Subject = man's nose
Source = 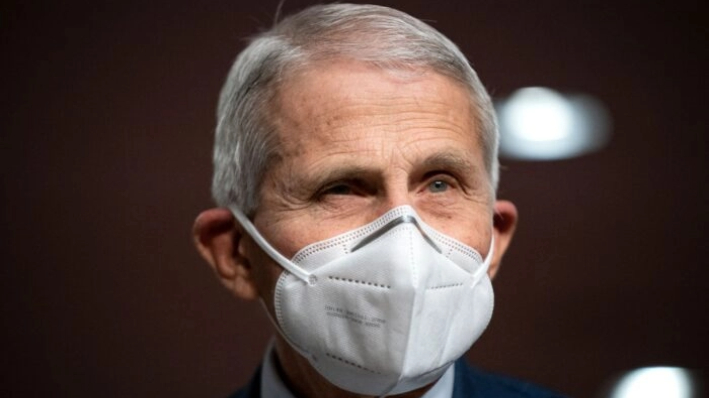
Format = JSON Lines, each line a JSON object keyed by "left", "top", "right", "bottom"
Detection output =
{"left": 372, "top": 183, "right": 415, "bottom": 220}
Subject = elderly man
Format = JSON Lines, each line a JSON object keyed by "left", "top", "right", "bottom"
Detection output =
{"left": 194, "top": 3, "right": 564, "bottom": 398}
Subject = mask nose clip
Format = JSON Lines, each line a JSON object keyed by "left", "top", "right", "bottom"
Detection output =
{"left": 350, "top": 213, "right": 443, "bottom": 253}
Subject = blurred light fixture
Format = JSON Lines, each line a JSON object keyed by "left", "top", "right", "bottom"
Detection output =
{"left": 607, "top": 367, "right": 696, "bottom": 398}
{"left": 496, "top": 87, "right": 611, "bottom": 160}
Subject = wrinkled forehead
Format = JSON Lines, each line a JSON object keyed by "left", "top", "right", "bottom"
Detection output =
{"left": 277, "top": 54, "right": 475, "bottom": 100}
{"left": 262, "top": 59, "right": 487, "bottom": 193}
{"left": 269, "top": 58, "right": 479, "bottom": 145}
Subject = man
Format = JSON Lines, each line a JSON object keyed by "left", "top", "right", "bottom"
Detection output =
{"left": 194, "top": 3, "right": 564, "bottom": 397}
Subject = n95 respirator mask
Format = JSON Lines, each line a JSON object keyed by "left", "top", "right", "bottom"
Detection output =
{"left": 230, "top": 205, "right": 495, "bottom": 396}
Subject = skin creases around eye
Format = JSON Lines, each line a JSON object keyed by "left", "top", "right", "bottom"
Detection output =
{"left": 315, "top": 183, "right": 359, "bottom": 206}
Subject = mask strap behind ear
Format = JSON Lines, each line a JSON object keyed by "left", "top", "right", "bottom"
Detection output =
{"left": 473, "top": 235, "right": 495, "bottom": 281}
{"left": 230, "top": 206, "right": 314, "bottom": 284}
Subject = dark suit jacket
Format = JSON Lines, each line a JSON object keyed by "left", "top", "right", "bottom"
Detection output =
{"left": 228, "top": 358, "right": 567, "bottom": 397}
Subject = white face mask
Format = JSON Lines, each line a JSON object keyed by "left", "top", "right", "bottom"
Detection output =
{"left": 231, "top": 205, "right": 495, "bottom": 396}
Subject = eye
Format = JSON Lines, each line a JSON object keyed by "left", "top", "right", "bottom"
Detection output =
{"left": 428, "top": 179, "right": 449, "bottom": 193}
{"left": 323, "top": 184, "right": 353, "bottom": 196}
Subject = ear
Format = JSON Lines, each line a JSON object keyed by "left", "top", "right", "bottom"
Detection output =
{"left": 488, "top": 200, "right": 518, "bottom": 279}
{"left": 192, "top": 208, "right": 259, "bottom": 300}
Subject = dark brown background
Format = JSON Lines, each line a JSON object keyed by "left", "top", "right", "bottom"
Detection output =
{"left": 2, "top": 1, "right": 706, "bottom": 397}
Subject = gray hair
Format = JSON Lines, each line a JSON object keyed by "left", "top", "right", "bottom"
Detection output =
{"left": 213, "top": 3, "right": 499, "bottom": 215}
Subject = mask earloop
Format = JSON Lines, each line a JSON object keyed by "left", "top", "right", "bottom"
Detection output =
{"left": 230, "top": 206, "right": 315, "bottom": 285}
{"left": 473, "top": 235, "right": 495, "bottom": 282}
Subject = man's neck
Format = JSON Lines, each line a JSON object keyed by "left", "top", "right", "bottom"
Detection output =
{"left": 273, "top": 336, "right": 437, "bottom": 398}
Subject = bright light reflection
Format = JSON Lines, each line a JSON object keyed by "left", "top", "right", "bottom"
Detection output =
{"left": 505, "top": 87, "right": 574, "bottom": 142}
{"left": 496, "top": 86, "right": 611, "bottom": 160}
{"left": 610, "top": 367, "right": 692, "bottom": 398}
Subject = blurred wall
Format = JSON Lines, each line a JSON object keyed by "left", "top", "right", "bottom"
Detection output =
{"left": 2, "top": 1, "right": 706, "bottom": 397}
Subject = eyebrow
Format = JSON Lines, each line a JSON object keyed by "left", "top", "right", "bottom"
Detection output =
{"left": 280, "top": 151, "right": 482, "bottom": 198}
{"left": 419, "top": 152, "right": 477, "bottom": 174}
{"left": 315, "top": 152, "right": 477, "bottom": 184}
{"left": 311, "top": 166, "right": 382, "bottom": 187}
{"left": 282, "top": 164, "right": 381, "bottom": 198}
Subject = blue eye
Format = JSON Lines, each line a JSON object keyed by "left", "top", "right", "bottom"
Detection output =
{"left": 428, "top": 180, "right": 449, "bottom": 193}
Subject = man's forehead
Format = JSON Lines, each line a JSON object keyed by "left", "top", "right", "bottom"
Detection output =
{"left": 278, "top": 58, "right": 471, "bottom": 100}
{"left": 271, "top": 59, "right": 477, "bottom": 142}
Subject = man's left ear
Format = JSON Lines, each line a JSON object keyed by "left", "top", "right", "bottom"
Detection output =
{"left": 488, "top": 200, "right": 518, "bottom": 279}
